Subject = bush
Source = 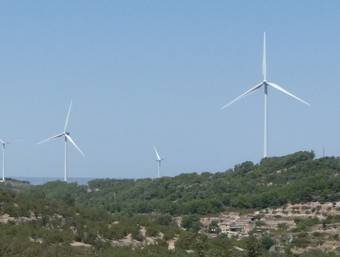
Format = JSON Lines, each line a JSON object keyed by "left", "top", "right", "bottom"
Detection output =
{"left": 181, "top": 215, "right": 201, "bottom": 232}
{"left": 261, "top": 236, "right": 275, "bottom": 250}
{"left": 245, "top": 236, "right": 263, "bottom": 257}
{"left": 156, "top": 214, "right": 172, "bottom": 226}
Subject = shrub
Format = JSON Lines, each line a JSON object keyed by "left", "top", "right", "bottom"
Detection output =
{"left": 181, "top": 215, "right": 202, "bottom": 232}
{"left": 261, "top": 236, "right": 275, "bottom": 250}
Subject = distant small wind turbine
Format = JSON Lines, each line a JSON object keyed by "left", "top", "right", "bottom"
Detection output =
{"left": 153, "top": 146, "right": 165, "bottom": 178}
{"left": 37, "top": 101, "right": 85, "bottom": 182}
{"left": 221, "top": 32, "right": 310, "bottom": 158}
{"left": 0, "top": 139, "right": 22, "bottom": 182}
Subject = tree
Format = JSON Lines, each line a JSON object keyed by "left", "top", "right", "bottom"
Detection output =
{"left": 181, "top": 214, "right": 202, "bottom": 233}
{"left": 208, "top": 220, "right": 220, "bottom": 234}
{"left": 261, "top": 235, "right": 275, "bottom": 250}
{"left": 246, "top": 237, "right": 263, "bottom": 257}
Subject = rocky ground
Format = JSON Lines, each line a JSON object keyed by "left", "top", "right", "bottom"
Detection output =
{"left": 199, "top": 201, "right": 340, "bottom": 254}
{"left": 1, "top": 201, "right": 340, "bottom": 254}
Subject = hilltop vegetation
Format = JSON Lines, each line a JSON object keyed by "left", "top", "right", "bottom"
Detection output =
{"left": 0, "top": 150, "right": 340, "bottom": 256}
{"left": 26, "top": 151, "right": 340, "bottom": 215}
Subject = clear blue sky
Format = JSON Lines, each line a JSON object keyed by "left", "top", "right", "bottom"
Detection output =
{"left": 1, "top": 1, "right": 340, "bottom": 179}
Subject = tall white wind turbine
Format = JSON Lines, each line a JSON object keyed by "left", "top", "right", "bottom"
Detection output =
{"left": 221, "top": 32, "right": 310, "bottom": 158}
{"left": 0, "top": 139, "right": 21, "bottom": 182}
{"left": 153, "top": 146, "right": 165, "bottom": 178}
{"left": 37, "top": 101, "right": 85, "bottom": 182}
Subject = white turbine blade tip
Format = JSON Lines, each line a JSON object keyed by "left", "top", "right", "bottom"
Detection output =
{"left": 153, "top": 146, "right": 161, "bottom": 160}
{"left": 268, "top": 82, "right": 310, "bottom": 106}
{"left": 36, "top": 133, "right": 64, "bottom": 145}
{"left": 262, "top": 32, "right": 267, "bottom": 81}
{"left": 221, "top": 82, "right": 263, "bottom": 110}
{"left": 66, "top": 135, "right": 85, "bottom": 156}
{"left": 64, "top": 101, "right": 73, "bottom": 132}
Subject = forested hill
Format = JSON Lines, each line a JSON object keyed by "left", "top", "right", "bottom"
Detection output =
{"left": 24, "top": 150, "right": 340, "bottom": 215}
{"left": 1, "top": 150, "right": 340, "bottom": 256}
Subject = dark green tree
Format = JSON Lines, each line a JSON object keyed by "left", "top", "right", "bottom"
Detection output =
{"left": 245, "top": 237, "right": 263, "bottom": 257}
{"left": 181, "top": 214, "right": 202, "bottom": 232}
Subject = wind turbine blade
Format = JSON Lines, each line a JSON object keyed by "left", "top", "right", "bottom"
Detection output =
{"left": 263, "top": 32, "right": 267, "bottom": 81}
{"left": 153, "top": 146, "right": 161, "bottom": 160}
{"left": 64, "top": 101, "right": 73, "bottom": 132}
{"left": 65, "top": 134, "right": 85, "bottom": 156}
{"left": 221, "top": 82, "right": 263, "bottom": 110}
{"left": 36, "top": 133, "right": 64, "bottom": 145}
{"left": 0, "top": 139, "right": 4, "bottom": 144}
{"left": 268, "top": 82, "right": 310, "bottom": 106}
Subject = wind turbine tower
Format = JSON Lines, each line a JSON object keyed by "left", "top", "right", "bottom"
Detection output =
{"left": 153, "top": 146, "right": 165, "bottom": 178}
{"left": 221, "top": 32, "right": 310, "bottom": 157}
{"left": 0, "top": 139, "right": 21, "bottom": 182}
{"left": 37, "top": 101, "right": 85, "bottom": 182}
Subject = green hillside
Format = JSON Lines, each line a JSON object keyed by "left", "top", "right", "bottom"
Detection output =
{"left": 27, "top": 151, "right": 340, "bottom": 215}
{"left": 0, "top": 150, "right": 339, "bottom": 257}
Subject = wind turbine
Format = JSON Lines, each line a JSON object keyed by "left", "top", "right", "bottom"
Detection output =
{"left": 153, "top": 146, "right": 165, "bottom": 178}
{"left": 221, "top": 32, "right": 310, "bottom": 158}
{"left": 37, "top": 101, "right": 85, "bottom": 182}
{"left": 0, "top": 139, "right": 21, "bottom": 182}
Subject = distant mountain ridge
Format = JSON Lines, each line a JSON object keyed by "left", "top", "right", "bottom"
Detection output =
{"left": 12, "top": 177, "right": 92, "bottom": 185}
